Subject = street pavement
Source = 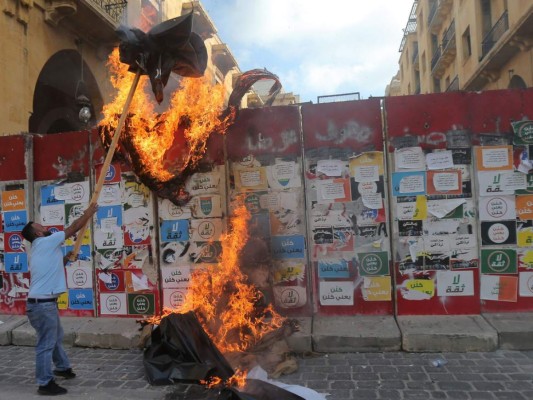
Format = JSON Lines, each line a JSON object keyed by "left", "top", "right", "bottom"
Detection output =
{"left": 1, "top": 345, "right": 533, "bottom": 399}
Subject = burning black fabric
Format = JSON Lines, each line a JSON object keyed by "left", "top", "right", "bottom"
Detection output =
{"left": 116, "top": 12, "right": 207, "bottom": 104}
{"left": 144, "top": 312, "right": 304, "bottom": 400}
{"left": 143, "top": 312, "right": 234, "bottom": 385}
{"left": 99, "top": 69, "right": 281, "bottom": 206}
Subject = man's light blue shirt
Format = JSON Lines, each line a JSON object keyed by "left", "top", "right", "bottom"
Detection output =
{"left": 27, "top": 231, "right": 66, "bottom": 298}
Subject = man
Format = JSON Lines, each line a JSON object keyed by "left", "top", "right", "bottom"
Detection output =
{"left": 21, "top": 203, "right": 98, "bottom": 396}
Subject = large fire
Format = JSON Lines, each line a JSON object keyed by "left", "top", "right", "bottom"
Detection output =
{"left": 100, "top": 48, "right": 232, "bottom": 183}
{"left": 101, "top": 43, "right": 288, "bottom": 389}
{"left": 148, "top": 203, "right": 285, "bottom": 354}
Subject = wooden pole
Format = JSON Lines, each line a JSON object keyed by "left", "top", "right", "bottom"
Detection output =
{"left": 70, "top": 69, "right": 142, "bottom": 261}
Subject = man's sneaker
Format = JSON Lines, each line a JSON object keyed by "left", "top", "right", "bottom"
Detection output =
{"left": 53, "top": 368, "right": 76, "bottom": 379}
{"left": 37, "top": 379, "right": 67, "bottom": 396}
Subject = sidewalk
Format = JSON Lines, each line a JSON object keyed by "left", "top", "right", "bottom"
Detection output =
{"left": 1, "top": 345, "right": 533, "bottom": 399}
{"left": 2, "top": 313, "right": 533, "bottom": 353}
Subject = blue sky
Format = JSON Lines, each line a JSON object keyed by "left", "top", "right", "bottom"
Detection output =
{"left": 200, "top": 0, "right": 415, "bottom": 103}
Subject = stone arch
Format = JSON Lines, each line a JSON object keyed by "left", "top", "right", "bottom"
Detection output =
{"left": 29, "top": 49, "right": 103, "bottom": 133}
{"left": 508, "top": 74, "right": 527, "bottom": 90}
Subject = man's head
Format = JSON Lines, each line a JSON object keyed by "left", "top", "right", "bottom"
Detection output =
{"left": 21, "top": 222, "right": 52, "bottom": 243}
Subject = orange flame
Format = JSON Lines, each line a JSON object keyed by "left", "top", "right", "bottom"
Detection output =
{"left": 146, "top": 203, "right": 285, "bottom": 356}
{"left": 100, "top": 48, "right": 232, "bottom": 182}
{"left": 157, "top": 203, "right": 285, "bottom": 354}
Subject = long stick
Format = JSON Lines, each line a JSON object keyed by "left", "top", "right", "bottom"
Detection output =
{"left": 70, "top": 69, "right": 142, "bottom": 261}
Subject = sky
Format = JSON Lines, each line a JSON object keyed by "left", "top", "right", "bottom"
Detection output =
{"left": 200, "top": 0, "right": 415, "bottom": 103}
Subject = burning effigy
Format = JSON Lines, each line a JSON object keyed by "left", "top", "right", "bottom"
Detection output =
{"left": 91, "top": 12, "right": 324, "bottom": 400}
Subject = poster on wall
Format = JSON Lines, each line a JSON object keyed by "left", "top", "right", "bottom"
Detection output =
{"left": 0, "top": 183, "right": 30, "bottom": 314}
{"left": 226, "top": 106, "right": 310, "bottom": 316}
{"left": 302, "top": 99, "right": 393, "bottom": 316}
{"left": 95, "top": 165, "right": 159, "bottom": 317}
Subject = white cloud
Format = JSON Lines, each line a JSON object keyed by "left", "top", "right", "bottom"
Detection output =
{"left": 201, "top": 0, "right": 415, "bottom": 102}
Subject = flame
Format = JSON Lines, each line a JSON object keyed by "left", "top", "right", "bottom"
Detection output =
{"left": 100, "top": 48, "right": 232, "bottom": 182}
{"left": 201, "top": 369, "right": 247, "bottom": 389}
{"left": 146, "top": 203, "right": 285, "bottom": 356}
{"left": 150, "top": 203, "right": 285, "bottom": 354}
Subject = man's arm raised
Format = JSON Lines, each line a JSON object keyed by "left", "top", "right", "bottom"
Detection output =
{"left": 64, "top": 203, "right": 98, "bottom": 239}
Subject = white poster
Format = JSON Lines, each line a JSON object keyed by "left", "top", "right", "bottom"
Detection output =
{"left": 161, "top": 266, "right": 191, "bottom": 289}
{"left": 436, "top": 270, "right": 474, "bottom": 296}
{"left": 395, "top": 147, "right": 425, "bottom": 170}
{"left": 319, "top": 281, "right": 354, "bottom": 306}
{"left": 479, "top": 196, "right": 517, "bottom": 221}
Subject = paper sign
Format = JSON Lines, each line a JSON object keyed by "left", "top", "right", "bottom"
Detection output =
{"left": 424, "top": 236, "right": 451, "bottom": 252}
{"left": 161, "top": 266, "right": 191, "bottom": 288}
{"left": 97, "top": 205, "right": 123, "bottom": 228}
{"left": 362, "top": 193, "right": 383, "bottom": 209}
{"left": 40, "top": 185, "right": 64, "bottom": 206}
{"left": 316, "top": 178, "right": 351, "bottom": 203}
{"left": 235, "top": 167, "right": 267, "bottom": 190}
{"left": 159, "top": 198, "right": 192, "bottom": 220}
{"left": 427, "top": 199, "right": 465, "bottom": 219}
{"left": 481, "top": 249, "right": 517, "bottom": 274}
{"left": 100, "top": 293, "right": 127, "bottom": 315}
{"left": 316, "top": 159, "right": 345, "bottom": 177}
{"left": 186, "top": 168, "right": 222, "bottom": 195}
{"left": 395, "top": 147, "right": 425, "bottom": 170}
{"left": 192, "top": 195, "right": 222, "bottom": 218}
{"left": 480, "top": 221, "right": 516, "bottom": 246}
{"left": 426, "top": 150, "right": 454, "bottom": 170}
{"left": 319, "top": 281, "right": 354, "bottom": 306}
{"left": 392, "top": 171, "right": 426, "bottom": 196}
{"left": 358, "top": 252, "right": 389, "bottom": 276}
{"left": 273, "top": 286, "right": 307, "bottom": 308}
{"left": 3, "top": 210, "right": 27, "bottom": 232}
{"left": 271, "top": 235, "right": 305, "bottom": 259}
{"left": 66, "top": 266, "right": 93, "bottom": 289}
{"left": 436, "top": 270, "right": 474, "bottom": 296}
{"left": 2, "top": 189, "right": 26, "bottom": 211}
{"left": 479, "top": 196, "right": 516, "bottom": 221}
{"left": 519, "top": 271, "right": 533, "bottom": 297}
{"left": 160, "top": 220, "right": 190, "bottom": 242}
{"left": 353, "top": 165, "right": 379, "bottom": 182}
{"left": 427, "top": 170, "right": 461, "bottom": 195}
{"left": 475, "top": 146, "right": 513, "bottom": 171}
{"left": 190, "top": 218, "right": 223, "bottom": 242}
{"left": 272, "top": 261, "right": 306, "bottom": 284}
{"left": 98, "top": 184, "right": 122, "bottom": 206}
{"left": 163, "top": 288, "right": 188, "bottom": 309}
{"left": 318, "top": 259, "right": 350, "bottom": 278}
{"left": 267, "top": 161, "right": 301, "bottom": 189}
{"left": 516, "top": 195, "right": 533, "bottom": 220}
{"left": 396, "top": 196, "right": 427, "bottom": 220}
{"left": 40, "top": 204, "right": 65, "bottom": 226}
{"left": 94, "top": 226, "right": 124, "bottom": 249}
{"left": 400, "top": 279, "right": 434, "bottom": 300}
{"left": 362, "top": 277, "right": 392, "bottom": 301}
{"left": 480, "top": 275, "right": 517, "bottom": 302}
{"left": 452, "top": 234, "right": 476, "bottom": 250}
{"left": 477, "top": 171, "right": 516, "bottom": 196}
{"left": 68, "top": 289, "right": 94, "bottom": 310}
{"left": 349, "top": 151, "right": 384, "bottom": 176}
{"left": 517, "top": 224, "right": 533, "bottom": 248}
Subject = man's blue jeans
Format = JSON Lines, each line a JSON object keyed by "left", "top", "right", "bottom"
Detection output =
{"left": 26, "top": 301, "right": 71, "bottom": 385}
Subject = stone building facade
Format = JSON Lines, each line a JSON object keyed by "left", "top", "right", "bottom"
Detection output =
{"left": 388, "top": 0, "right": 533, "bottom": 96}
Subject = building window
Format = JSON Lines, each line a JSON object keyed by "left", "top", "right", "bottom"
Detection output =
{"left": 433, "top": 77, "right": 441, "bottom": 93}
{"left": 462, "top": 27, "right": 472, "bottom": 60}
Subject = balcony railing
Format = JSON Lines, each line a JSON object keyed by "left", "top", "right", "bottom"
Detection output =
{"left": 441, "top": 19, "right": 455, "bottom": 52}
{"left": 446, "top": 75, "right": 459, "bottom": 92}
{"left": 430, "top": 46, "right": 442, "bottom": 71}
{"left": 412, "top": 44, "right": 419, "bottom": 64}
{"left": 427, "top": 0, "right": 438, "bottom": 27}
{"left": 481, "top": 10, "right": 509, "bottom": 59}
{"left": 88, "top": 0, "right": 127, "bottom": 23}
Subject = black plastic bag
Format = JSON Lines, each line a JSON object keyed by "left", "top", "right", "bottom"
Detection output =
{"left": 143, "top": 311, "right": 234, "bottom": 385}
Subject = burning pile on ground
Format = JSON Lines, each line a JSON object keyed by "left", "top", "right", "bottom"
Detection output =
{"left": 140, "top": 203, "right": 299, "bottom": 392}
